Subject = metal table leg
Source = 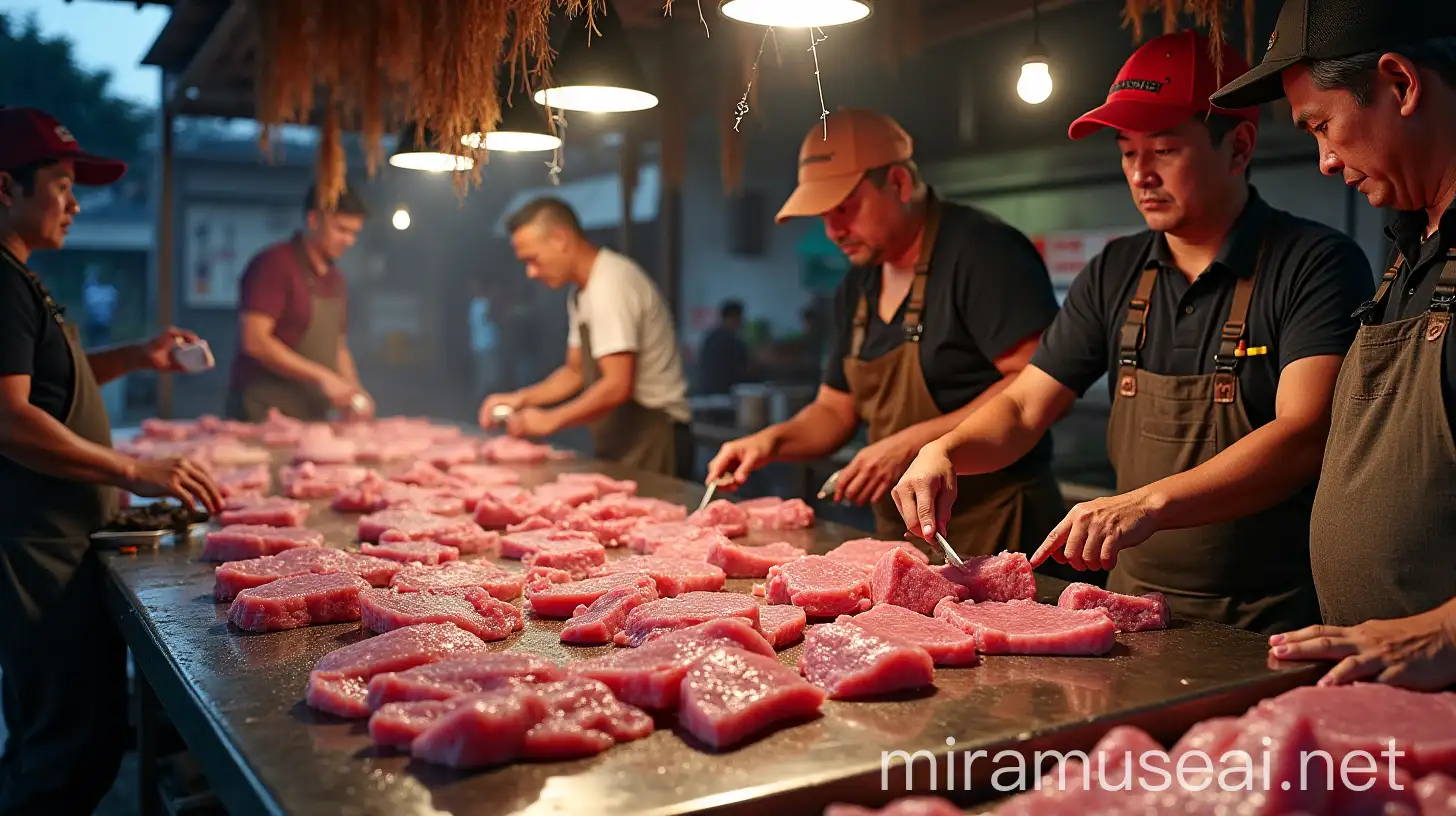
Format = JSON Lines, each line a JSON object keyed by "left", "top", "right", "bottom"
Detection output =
{"left": 137, "top": 669, "right": 162, "bottom": 816}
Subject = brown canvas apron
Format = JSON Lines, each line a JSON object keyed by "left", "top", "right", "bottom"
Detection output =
{"left": 843, "top": 200, "right": 1065, "bottom": 558}
{"left": 1104, "top": 233, "right": 1321, "bottom": 636}
{"left": 1309, "top": 251, "right": 1456, "bottom": 626}
{"left": 0, "top": 259, "right": 128, "bottom": 813}
{"left": 576, "top": 317, "right": 686, "bottom": 478}
{"left": 227, "top": 242, "right": 346, "bottom": 422}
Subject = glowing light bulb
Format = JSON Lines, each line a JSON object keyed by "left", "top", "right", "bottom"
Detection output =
{"left": 1018, "top": 59, "right": 1053, "bottom": 105}
{"left": 392, "top": 208, "right": 410, "bottom": 230}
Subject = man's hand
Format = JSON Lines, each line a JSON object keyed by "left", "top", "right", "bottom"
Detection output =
{"left": 891, "top": 443, "right": 958, "bottom": 540}
{"left": 706, "top": 430, "right": 780, "bottom": 487}
{"left": 1030, "top": 489, "right": 1164, "bottom": 572}
{"left": 479, "top": 392, "right": 526, "bottom": 428}
{"left": 141, "top": 327, "right": 203, "bottom": 372}
{"left": 1270, "top": 607, "right": 1456, "bottom": 691}
{"left": 506, "top": 407, "right": 559, "bottom": 439}
{"left": 317, "top": 372, "right": 361, "bottom": 410}
{"left": 835, "top": 431, "right": 922, "bottom": 506}
{"left": 124, "top": 457, "right": 224, "bottom": 514}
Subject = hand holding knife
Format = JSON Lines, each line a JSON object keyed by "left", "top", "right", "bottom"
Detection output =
{"left": 696, "top": 474, "right": 735, "bottom": 513}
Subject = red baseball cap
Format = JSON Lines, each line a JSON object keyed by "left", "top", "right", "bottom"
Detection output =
{"left": 1069, "top": 31, "right": 1260, "bottom": 140}
{"left": 0, "top": 107, "right": 127, "bottom": 186}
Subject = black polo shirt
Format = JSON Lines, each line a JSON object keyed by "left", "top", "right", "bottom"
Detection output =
{"left": 1031, "top": 190, "right": 1373, "bottom": 429}
{"left": 824, "top": 197, "right": 1061, "bottom": 470}
{"left": 1383, "top": 203, "right": 1456, "bottom": 427}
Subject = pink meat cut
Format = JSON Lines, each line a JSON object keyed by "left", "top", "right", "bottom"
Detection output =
{"left": 213, "top": 547, "right": 401, "bottom": 601}
{"left": 678, "top": 648, "right": 826, "bottom": 749}
{"left": 390, "top": 561, "right": 525, "bottom": 602}
{"left": 421, "top": 442, "right": 479, "bottom": 469}
{"left": 707, "top": 540, "right": 804, "bottom": 578}
{"left": 561, "top": 581, "right": 659, "bottom": 645}
{"left": 839, "top": 603, "right": 979, "bottom": 667}
{"left": 217, "top": 496, "right": 310, "bottom": 527}
{"left": 798, "top": 622, "right": 935, "bottom": 699}
{"left": 870, "top": 547, "right": 971, "bottom": 615}
{"left": 366, "top": 651, "right": 564, "bottom": 710}
{"left": 628, "top": 522, "right": 725, "bottom": 554}
{"left": 825, "top": 539, "right": 928, "bottom": 573}
{"left": 758, "top": 605, "right": 807, "bottom": 648}
{"left": 764, "top": 556, "right": 873, "bottom": 617}
{"left": 360, "top": 539, "right": 459, "bottom": 565}
{"left": 614, "top": 591, "right": 761, "bottom": 647}
{"left": 532, "top": 481, "right": 600, "bottom": 509}
{"left": 554, "top": 472, "right": 637, "bottom": 496}
{"left": 688, "top": 500, "right": 749, "bottom": 537}
{"left": 211, "top": 464, "right": 270, "bottom": 497}
{"left": 447, "top": 463, "right": 520, "bottom": 486}
{"left": 478, "top": 436, "right": 571, "bottom": 464}
{"left": 1057, "top": 582, "right": 1169, "bottom": 632}
{"left": 227, "top": 572, "right": 372, "bottom": 632}
{"left": 738, "top": 497, "right": 815, "bottom": 530}
{"left": 519, "top": 540, "right": 607, "bottom": 580}
{"left": 567, "top": 618, "right": 775, "bottom": 709}
{"left": 279, "top": 462, "right": 372, "bottom": 499}
{"left": 933, "top": 598, "right": 1116, "bottom": 656}
{"left": 386, "top": 460, "right": 454, "bottom": 487}
{"left": 824, "top": 797, "right": 963, "bottom": 816}
{"left": 505, "top": 516, "right": 556, "bottom": 535}
{"left": 201, "top": 525, "right": 324, "bottom": 562}
{"left": 292, "top": 436, "right": 358, "bottom": 465}
{"left": 941, "top": 551, "right": 1037, "bottom": 603}
{"left": 593, "top": 556, "right": 727, "bottom": 597}
{"left": 306, "top": 622, "right": 486, "bottom": 718}
{"left": 644, "top": 538, "right": 717, "bottom": 561}
{"left": 360, "top": 587, "right": 523, "bottom": 641}
{"left": 499, "top": 529, "right": 601, "bottom": 560}
{"left": 526, "top": 573, "right": 659, "bottom": 619}
{"left": 356, "top": 508, "right": 476, "bottom": 544}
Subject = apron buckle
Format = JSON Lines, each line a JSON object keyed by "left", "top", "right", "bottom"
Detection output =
{"left": 1352, "top": 299, "right": 1381, "bottom": 324}
{"left": 1428, "top": 313, "right": 1449, "bottom": 342}
{"left": 1431, "top": 291, "right": 1456, "bottom": 313}
{"left": 903, "top": 324, "right": 924, "bottom": 343}
{"left": 1213, "top": 373, "right": 1237, "bottom": 404}
{"left": 1213, "top": 353, "right": 1239, "bottom": 374}
{"left": 1117, "top": 373, "right": 1138, "bottom": 397}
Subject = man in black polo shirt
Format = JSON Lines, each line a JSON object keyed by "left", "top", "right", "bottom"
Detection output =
{"left": 892, "top": 33, "right": 1374, "bottom": 635}
{"left": 0, "top": 108, "right": 222, "bottom": 814}
{"left": 708, "top": 108, "right": 1065, "bottom": 560}
{"left": 1211, "top": 0, "right": 1456, "bottom": 688}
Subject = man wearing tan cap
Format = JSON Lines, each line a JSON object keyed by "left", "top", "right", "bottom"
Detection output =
{"left": 707, "top": 108, "right": 1066, "bottom": 562}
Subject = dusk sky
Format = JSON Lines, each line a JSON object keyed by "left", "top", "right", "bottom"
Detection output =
{"left": 8, "top": 0, "right": 170, "bottom": 106}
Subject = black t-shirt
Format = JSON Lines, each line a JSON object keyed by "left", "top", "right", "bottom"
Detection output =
{"left": 1031, "top": 190, "right": 1374, "bottom": 429}
{"left": 696, "top": 326, "right": 749, "bottom": 395}
{"left": 0, "top": 251, "right": 73, "bottom": 420}
{"left": 824, "top": 198, "right": 1061, "bottom": 470}
{"left": 1382, "top": 203, "right": 1456, "bottom": 431}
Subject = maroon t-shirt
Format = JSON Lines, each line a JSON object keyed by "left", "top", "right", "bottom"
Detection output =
{"left": 228, "top": 235, "right": 349, "bottom": 392}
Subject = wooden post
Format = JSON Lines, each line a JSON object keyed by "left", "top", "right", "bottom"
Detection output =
{"left": 657, "top": 24, "right": 687, "bottom": 326}
{"left": 619, "top": 123, "right": 640, "bottom": 256}
{"left": 155, "top": 76, "right": 177, "bottom": 419}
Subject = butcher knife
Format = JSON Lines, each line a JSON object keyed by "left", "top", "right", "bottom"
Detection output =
{"left": 935, "top": 531, "right": 966, "bottom": 570}
{"left": 696, "top": 474, "right": 733, "bottom": 513}
{"left": 817, "top": 469, "right": 843, "bottom": 501}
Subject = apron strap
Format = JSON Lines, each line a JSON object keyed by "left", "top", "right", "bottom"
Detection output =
{"left": 902, "top": 196, "right": 943, "bottom": 344}
{"left": 1, "top": 249, "right": 65, "bottom": 327}
{"left": 1353, "top": 253, "right": 1403, "bottom": 325}
{"left": 1424, "top": 250, "right": 1456, "bottom": 340}
{"left": 1213, "top": 272, "right": 1257, "bottom": 404}
{"left": 849, "top": 290, "right": 870, "bottom": 358}
{"left": 1115, "top": 265, "right": 1159, "bottom": 398}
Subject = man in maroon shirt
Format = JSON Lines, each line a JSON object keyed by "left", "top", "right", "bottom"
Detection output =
{"left": 225, "top": 186, "right": 374, "bottom": 421}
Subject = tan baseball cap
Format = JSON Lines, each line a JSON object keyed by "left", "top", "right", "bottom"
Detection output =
{"left": 775, "top": 108, "right": 914, "bottom": 224}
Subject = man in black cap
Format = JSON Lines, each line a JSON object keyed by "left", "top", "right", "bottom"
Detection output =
{"left": 1212, "top": 0, "right": 1456, "bottom": 689}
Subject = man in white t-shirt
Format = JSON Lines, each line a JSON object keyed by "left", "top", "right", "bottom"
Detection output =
{"left": 480, "top": 197, "right": 692, "bottom": 477}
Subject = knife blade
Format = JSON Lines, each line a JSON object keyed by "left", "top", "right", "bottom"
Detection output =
{"left": 817, "top": 469, "right": 843, "bottom": 501}
{"left": 934, "top": 532, "right": 966, "bottom": 570}
{"left": 696, "top": 475, "right": 733, "bottom": 513}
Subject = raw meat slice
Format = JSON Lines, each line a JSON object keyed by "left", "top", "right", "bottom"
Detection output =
{"left": 591, "top": 493, "right": 687, "bottom": 522}
{"left": 505, "top": 516, "right": 556, "bottom": 534}
{"left": 594, "top": 556, "right": 727, "bottom": 597}
{"left": 532, "top": 481, "right": 599, "bottom": 509}
{"left": 360, "top": 539, "right": 460, "bottom": 565}
{"left": 478, "top": 436, "right": 570, "bottom": 464}
{"left": 306, "top": 622, "right": 487, "bottom": 718}
{"left": 838, "top": 603, "right": 979, "bottom": 667}
{"left": 758, "top": 605, "right": 807, "bottom": 648}
{"left": 679, "top": 648, "right": 826, "bottom": 749}
{"left": 567, "top": 618, "right": 775, "bottom": 709}
{"left": 421, "top": 442, "right": 479, "bottom": 469}
{"left": 388, "top": 460, "right": 455, "bottom": 487}
{"left": 561, "top": 581, "right": 660, "bottom": 646}
{"left": 474, "top": 486, "right": 549, "bottom": 529}
{"left": 870, "top": 547, "right": 971, "bottom": 615}
{"left": 330, "top": 481, "right": 389, "bottom": 513}
{"left": 360, "top": 588, "right": 523, "bottom": 641}
{"left": 211, "top": 464, "right": 271, "bottom": 497}
{"left": 200, "top": 525, "right": 324, "bottom": 562}
{"left": 941, "top": 551, "right": 1037, "bottom": 603}
{"left": 1417, "top": 774, "right": 1456, "bottom": 815}
{"left": 521, "top": 677, "right": 655, "bottom": 760}
{"left": 384, "top": 487, "right": 468, "bottom": 518}
{"left": 990, "top": 725, "right": 1173, "bottom": 815}
{"left": 212, "top": 548, "right": 400, "bottom": 601}
{"left": 447, "top": 463, "right": 520, "bottom": 486}
{"left": 1057, "top": 582, "right": 1170, "bottom": 632}
{"left": 369, "top": 699, "right": 457, "bottom": 750}
{"left": 366, "top": 651, "right": 564, "bottom": 709}
{"left": 526, "top": 573, "right": 659, "bottom": 619}
{"left": 1250, "top": 684, "right": 1456, "bottom": 778}
{"left": 556, "top": 513, "right": 648, "bottom": 548}
{"left": 227, "top": 572, "right": 372, "bottom": 632}
{"left": 555, "top": 472, "right": 637, "bottom": 495}
{"left": 615, "top": 592, "right": 762, "bottom": 647}
{"left": 824, "top": 797, "right": 963, "bottom": 816}
{"left": 406, "top": 526, "right": 499, "bottom": 556}
{"left": 519, "top": 539, "right": 607, "bottom": 580}
{"left": 391, "top": 561, "right": 525, "bottom": 602}
{"left": 357, "top": 508, "right": 480, "bottom": 544}
{"left": 798, "top": 622, "right": 935, "bottom": 699}
{"left": 278, "top": 462, "right": 372, "bottom": 499}
{"left": 933, "top": 598, "right": 1116, "bottom": 656}
{"left": 140, "top": 418, "right": 194, "bottom": 441}
{"left": 825, "top": 539, "right": 928, "bottom": 573}
{"left": 217, "top": 496, "right": 310, "bottom": 527}
{"left": 292, "top": 437, "right": 358, "bottom": 465}
{"left": 1170, "top": 716, "right": 1242, "bottom": 761}
{"left": 524, "top": 566, "right": 573, "bottom": 586}
{"left": 500, "top": 529, "right": 601, "bottom": 559}
{"left": 204, "top": 440, "right": 273, "bottom": 467}
{"left": 707, "top": 540, "right": 804, "bottom": 578}
{"left": 354, "top": 438, "right": 432, "bottom": 465}
{"left": 410, "top": 686, "right": 548, "bottom": 768}
{"left": 647, "top": 538, "right": 718, "bottom": 562}
{"left": 764, "top": 556, "right": 873, "bottom": 618}
{"left": 688, "top": 500, "right": 749, "bottom": 537}
{"left": 738, "top": 497, "right": 815, "bottom": 530}
{"left": 627, "top": 521, "right": 726, "bottom": 554}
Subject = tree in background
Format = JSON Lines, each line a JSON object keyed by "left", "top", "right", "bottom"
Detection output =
{"left": 0, "top": 10, "right": 150, "bottom": 162}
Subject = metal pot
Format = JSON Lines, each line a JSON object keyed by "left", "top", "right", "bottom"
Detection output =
{"left": 766, "top": 383, "right": 816, "bottom": 425}
{"left": 732, "top": 384, "right": 770, "bottom": 431}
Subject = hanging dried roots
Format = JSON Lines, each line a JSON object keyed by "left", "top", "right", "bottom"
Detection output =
{"left": 1121, "top": 0, "right": 1258, "bottom": 80}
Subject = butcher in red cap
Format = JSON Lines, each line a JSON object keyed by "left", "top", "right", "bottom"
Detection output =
{"left": 893, "top": 32, "right": 1376, "bottom": 637}
{"left": 0, "top": 107, "right": 220, "bottom": 814}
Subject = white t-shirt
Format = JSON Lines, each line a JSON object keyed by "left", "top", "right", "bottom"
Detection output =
{"left": 567, "top": 248, "right": 690, "bottom": 423}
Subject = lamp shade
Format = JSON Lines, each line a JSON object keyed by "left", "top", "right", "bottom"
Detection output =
{"left": 719, "top": 0, "right": 872, "bottom": 27}
{"left": 533, "top": 4, "right": 657, "bottom": 113}
{"left": 389, "top": 122, "right": 475, "bottom": 172}
{"left": 462, "top": 100, "right": 562, "bottom": 153}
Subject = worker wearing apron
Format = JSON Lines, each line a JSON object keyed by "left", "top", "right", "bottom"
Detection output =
{"left": 1212, "top": 0, "right": 1456, "bottom": 685}
{"left": 894, "top": 33, "right": 1375, "bottom": 635}
{"left": 0, "top": 108, "right": 222, "bottom": 813}
{"left": 482, "top": 197, "right": 692, "bottom": 478}
{"left": 708, "top": 109, "right": 1066, "bottom": 561}
{"left": 225, "top": 186, "right": 372, "bottom": 423}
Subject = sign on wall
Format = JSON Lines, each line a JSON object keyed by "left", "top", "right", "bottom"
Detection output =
{"left": 182, "top": 203, "right": 299, "bottom": 308}
{"left": 1032, "top": 228, "right": 1141, "bottom": 287}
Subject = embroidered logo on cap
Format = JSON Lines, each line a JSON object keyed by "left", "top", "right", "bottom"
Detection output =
{"left": 800, "top": 153, "right": 836, "bottom": 166}
{"left": 1111, "top": 79, "right": 1164, "bottom": 94}
{"left": 54, "top": 125, "right": 75, "bottom": 143}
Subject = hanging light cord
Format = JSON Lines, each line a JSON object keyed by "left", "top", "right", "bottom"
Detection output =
{"left": 809, "top": 27, "right": 831, "bottom": 139}
{"left": 546, "top": 108, "right": 569, "bottom": 184}
{"left": 734, "top": 26, "right": 775, "bottom": 132}
{"left": 1032, "top": 0, "right": 1042, "bottom": 50}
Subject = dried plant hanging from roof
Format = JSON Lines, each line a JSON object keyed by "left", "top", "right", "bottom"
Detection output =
{"left": 1121, "top": 0, "right": 1260, "bottom": 79}
{"left": 253, "top": 0, "right": 603, "bottom": 207}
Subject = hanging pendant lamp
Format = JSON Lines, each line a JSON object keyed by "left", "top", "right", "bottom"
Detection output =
{"left": 389, "top": 122, "right": 475, "bottom": 172}
{"left": 461, "top": 99, "right": 562, "bottom": 153}
{"left": 533, "top": 4, "right": 657, "bottom": 113}
{"left": 719, "top": 0, "right": 872, "bottom": 28}
{"left": 1016, "top": 0, "right": 1053, "bottom": 105}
